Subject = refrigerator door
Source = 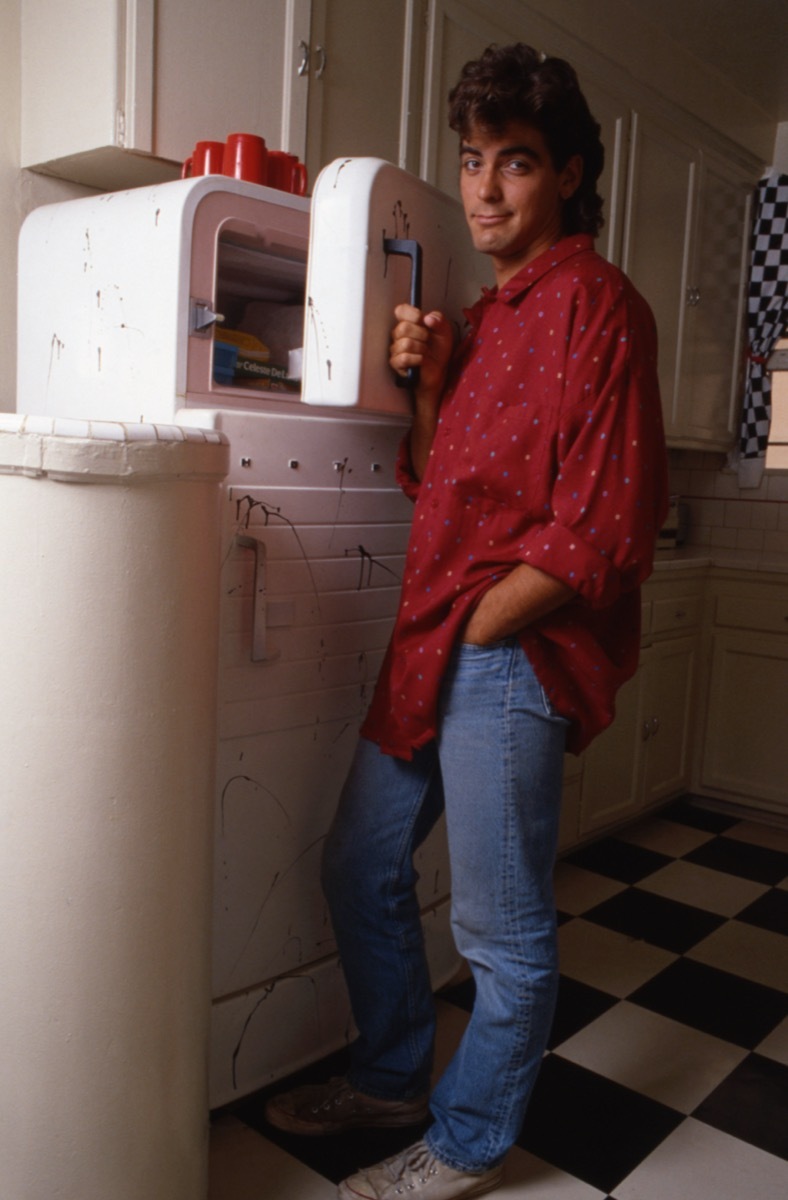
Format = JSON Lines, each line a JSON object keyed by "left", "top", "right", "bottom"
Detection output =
{"left": 302, "top": 157, "right": 489, "bottom": 412}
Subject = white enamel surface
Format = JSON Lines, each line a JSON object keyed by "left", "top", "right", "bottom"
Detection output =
{"left": 16, "top": 175, "right": 308, "bottom": 424}
{"left": 0, "top": 426, "right": 227, "bottom": 1200}
{"left": 303, "top": 157, "right": 489, "bottom": 410}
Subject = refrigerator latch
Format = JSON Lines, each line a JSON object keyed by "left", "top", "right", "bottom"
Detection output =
{"left": 191, "top": 299, "right": 224, "bottom": 337}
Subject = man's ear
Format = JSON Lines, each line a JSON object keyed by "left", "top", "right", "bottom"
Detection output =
{"left": 560, "top": 155, "right": 583, "bottom": 200}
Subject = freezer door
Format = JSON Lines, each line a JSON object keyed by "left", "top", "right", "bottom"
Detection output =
{"left": 302, "top": 157, "right": 489, "bottom": 412}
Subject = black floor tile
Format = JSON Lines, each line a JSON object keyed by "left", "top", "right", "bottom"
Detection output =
{"left": 563, "top": 838, "right": 672, "bottom": 884}
{"left": 548, "top": 976, "right": 618, "bottom": 1049}
{"left": 683, "top": 836, "right": 788, "bottom": 886}
{"left": 693, "top": 1053, "right": 788, "bottom": 1161}
{"left": 736, "top": 886, "right": 788, "bottom": 935}
{"left": 660, "top": 796, "right": 740, "bottom": 834}
{"left": 516, "top": 1054, "right": 682, "bottom": 1194}
{"left": 583, "top": 887, "right": 726, "bottom": 954}
{"left": 630, "top": 958, "right": 788, "bottom": 1048}
{"left": 229, "top": 1054, "right": 428, "bottom": 1185}
{"left": 245, "top": 1114, "right": 427, "bottom": 1185}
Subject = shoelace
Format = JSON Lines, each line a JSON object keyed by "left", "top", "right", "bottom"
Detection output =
{"left": 313, "top": 1077, "right": 356, "bottom": 1113}
{"left": 383, "top": 1143, "right": 440, "bottom": 1193}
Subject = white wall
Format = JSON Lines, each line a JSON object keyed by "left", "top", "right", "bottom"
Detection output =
{"left": 0, "top": 0, "right": 21, "bottom": 412}
{"left": 0, "top": 0, "right": 94, "bottom": 414}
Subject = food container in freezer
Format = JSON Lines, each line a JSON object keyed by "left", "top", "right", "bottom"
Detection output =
{"left": 17, "top": 161, "right": 487, "bottom": 424}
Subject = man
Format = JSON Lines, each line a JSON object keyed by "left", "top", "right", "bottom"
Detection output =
{"left": 266, "top": 43, "right": 668, "bottom": 1200}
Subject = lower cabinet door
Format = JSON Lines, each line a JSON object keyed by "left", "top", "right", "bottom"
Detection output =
{"left": 702, "top": 631, "right": 788, "bottom": 812}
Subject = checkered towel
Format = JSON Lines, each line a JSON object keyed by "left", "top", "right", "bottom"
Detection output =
{"left": 739, "top": 170, "right": 788, "bottom": 487}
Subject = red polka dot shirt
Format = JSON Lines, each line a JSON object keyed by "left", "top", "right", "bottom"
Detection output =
{"left": 362, "top": 235, "right": 669, "bottom": 758}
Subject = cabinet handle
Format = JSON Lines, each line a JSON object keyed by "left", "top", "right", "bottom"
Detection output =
{"left": 297, "top": 39, "right": 310, "bottom": 77}
{"left": 642, "top": 715, "right": 660, "bottom": 741}
{"left": 314, "top": 44, "right": 327, "bottom": 78}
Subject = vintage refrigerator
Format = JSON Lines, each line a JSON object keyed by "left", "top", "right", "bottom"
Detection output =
{"left": 16, "top": 162, "right": 488, "bottom": 1108}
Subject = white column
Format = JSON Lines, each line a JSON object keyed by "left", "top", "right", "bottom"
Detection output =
{"left": 0, "top": 417, "right": 229, "bottom": 1200}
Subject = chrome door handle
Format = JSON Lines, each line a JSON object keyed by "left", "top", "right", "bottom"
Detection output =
{"left": 236, "top": 534, "right": 278, "bottom": 662}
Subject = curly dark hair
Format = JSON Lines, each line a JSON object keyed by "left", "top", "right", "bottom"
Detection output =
{"left": 448, "top": 43, "right": 604, "bottom": 238}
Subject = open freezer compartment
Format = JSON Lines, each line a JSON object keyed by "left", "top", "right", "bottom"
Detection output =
{"left": 16, "top": 175, "right": 311, "bottom": 424}
{"left": 188, "top": 186, "right": 310, "bottom": 407}
{"left": 17, "top": 162, "right": 488, "bottom": 424}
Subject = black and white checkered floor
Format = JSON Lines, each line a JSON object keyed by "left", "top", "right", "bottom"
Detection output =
{"left": 209, "top": 797, "right": 788, "bottom": 1199}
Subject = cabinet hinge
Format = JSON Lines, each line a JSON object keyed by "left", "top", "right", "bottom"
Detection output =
{"left": 116, "top": 106, "right": 127, "bottom": 148}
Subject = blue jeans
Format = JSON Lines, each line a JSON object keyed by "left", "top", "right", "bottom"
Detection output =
{"left": 319, "top": 643, "right": 566, "bottom": 1176}
{"left": 321, "top": 640, "right": 568, "bottom": 1172}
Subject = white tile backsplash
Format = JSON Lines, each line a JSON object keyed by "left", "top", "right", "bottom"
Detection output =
{"left": 670, "top": 449, "right": 788, "bottom": 551}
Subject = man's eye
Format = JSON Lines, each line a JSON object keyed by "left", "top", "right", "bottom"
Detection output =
{"left": 507, "top": 159, "right": 530, "bottom": 172}
{"left": 462, "top": 158, "right": 481, "bottom": 171}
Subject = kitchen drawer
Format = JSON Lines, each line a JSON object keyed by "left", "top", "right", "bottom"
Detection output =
{"left": 714, "top": 593, "right": 788, "bottom": 635}
{"left": 651, "top": 592, "right": 703, "bottom": 635}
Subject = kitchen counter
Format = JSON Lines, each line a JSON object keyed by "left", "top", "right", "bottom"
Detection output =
{"left": 653, "top": 545, "right": 788, "bottom": 575}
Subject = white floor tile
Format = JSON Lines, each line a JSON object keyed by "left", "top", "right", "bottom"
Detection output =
{"left": 553, "top": 1001, "right": 747, "bottom": 1113}
{"left": 636, "top": 858, "right": 770, "bottom": 917}
{"left": 722, "top": 820, "right": 788, "bottom": 854}
{"left": 611, "top": 1118, "right": 788, "bottom": 1200}
{"left": 687, "top": 920, "right": 788, "bottom": 993}
{"left": 498, "top": 1146, "right": 606, "bottom": 1197}
{"left": 757, "top": 1016, "right": 788, "bottom": 1067}
{"left": 208, "top": 1116, "right": 336, "bottom": 1200}
{"left": 615, "top": 817, "right": 715, "bottom": 858}
{"left": 553, "top": 862, "right": 627, "bottom": 915}
{"left": 558, "top": 919, "right": 676, "bottom": 998}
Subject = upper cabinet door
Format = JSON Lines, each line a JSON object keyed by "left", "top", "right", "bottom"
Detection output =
{"left": 304, "top": 0, "right": 416, "bottom": 185}
{"left": 621, "top": 114, "right": 697, "bottom": 435}
{"left": 676, "top": 152, "right": 752, "bottom": 448}
{"left": 302, "top": 157, "right": 490, "bottom": 412}
{"left": 20, "top": 0, "right": 313, "bottom": 190}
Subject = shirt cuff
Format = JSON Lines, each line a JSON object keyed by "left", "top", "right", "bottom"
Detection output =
{"left": 517, "top": 522, "right": 622, "bottom": 609}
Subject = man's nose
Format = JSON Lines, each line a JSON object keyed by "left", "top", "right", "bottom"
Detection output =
{"left": 477, "top": 166, "right": 502, "bottom": 200}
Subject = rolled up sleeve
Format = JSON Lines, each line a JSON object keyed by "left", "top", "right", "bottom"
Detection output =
{"left": 516, "top": 282, "right": 669, "bottom": 608}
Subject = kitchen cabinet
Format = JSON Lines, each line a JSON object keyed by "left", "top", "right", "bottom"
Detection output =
{"left": 622, "top": 114, "right": 754, "bottom": 450}
{"left": 20, "top": 0, "right": 312, "bottom": 190}
{"left": 700, "top": 574, "right": 788, "bottom": 815}
{"left": 578, "top": 573, "right": 703, "bottom": 837}
{"left": 304, "top": 0, "right": 420, "bottom": 184}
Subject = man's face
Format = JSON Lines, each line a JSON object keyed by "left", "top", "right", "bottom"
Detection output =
{"left": 459, "top": 121, "right": 582, "bottom": 286}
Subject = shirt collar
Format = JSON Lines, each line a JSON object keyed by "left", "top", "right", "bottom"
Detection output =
{"left": 497, "top": 234, "right": 596, "bottom": 304}
{"left": 462, "top": 235, "right": 596, "bottom": 331}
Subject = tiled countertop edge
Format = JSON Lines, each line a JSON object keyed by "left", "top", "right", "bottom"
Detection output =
{"left": 654, "top": 546, "right": 788, "bottom": 575}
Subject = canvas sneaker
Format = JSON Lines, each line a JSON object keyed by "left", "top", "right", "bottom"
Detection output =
{"left": 338, "top": 1140, "right": 505, "bottom": 1200}
{"left": 263, "top": 1076, "right": 429, "bottom": 1136}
